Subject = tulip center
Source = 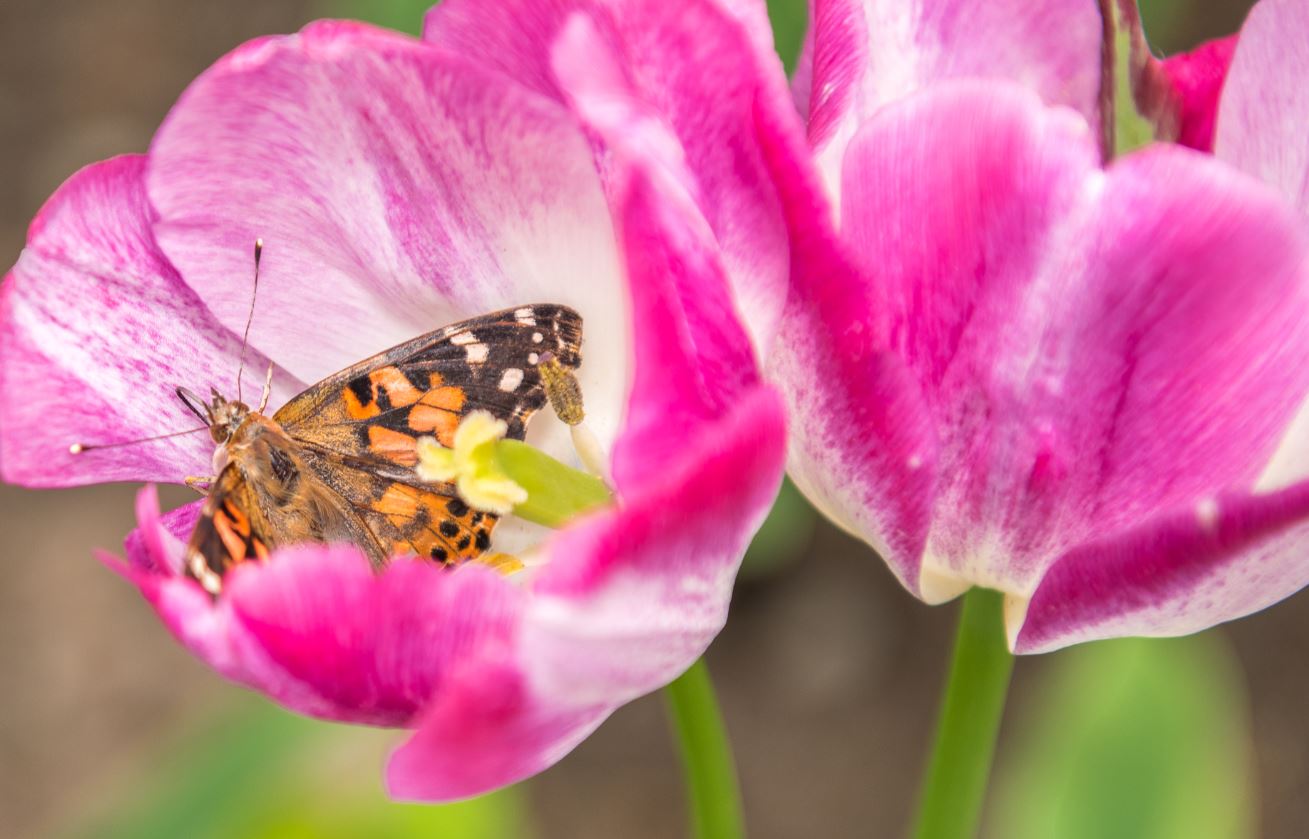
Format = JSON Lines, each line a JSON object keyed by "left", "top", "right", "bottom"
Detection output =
{"left": 414, "top": 359, "right": 612, "bottom": 535}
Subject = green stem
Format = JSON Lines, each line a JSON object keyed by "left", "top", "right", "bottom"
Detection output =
{"left": 664, "top": 658, "right": 745, "bottom": 839}
{"left": 910, "top": 588, "right": 1015, "bottom": 839}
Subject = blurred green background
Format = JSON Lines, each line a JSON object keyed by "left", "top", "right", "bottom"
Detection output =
{"left": 1, "top": 1, "right": 1300, "bottom": 837}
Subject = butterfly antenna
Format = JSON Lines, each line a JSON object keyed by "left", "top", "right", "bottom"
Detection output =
{"left": 69, "top": 426, "right": 210, "bottom": 455}
{"left": 236, "top": 238, "right": 264, "bottom": 403}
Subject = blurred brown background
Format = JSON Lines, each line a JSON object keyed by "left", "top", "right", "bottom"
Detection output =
{"left": 2, "top": 1, "right": 1305, "bottom": 838}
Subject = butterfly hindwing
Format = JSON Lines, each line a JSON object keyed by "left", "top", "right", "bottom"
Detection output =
{"left": 185, "top": 437, "right": 390, "bottom": 591}
{"left": 185, "top": 464, "right": 273, "bottom": 590}
{"left": 293, "top": 458, "right": 498, "bottom": 566}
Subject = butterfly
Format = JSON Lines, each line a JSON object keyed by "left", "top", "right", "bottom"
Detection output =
{"left": 176, "top": 304, "right": 583, "bottom": 595}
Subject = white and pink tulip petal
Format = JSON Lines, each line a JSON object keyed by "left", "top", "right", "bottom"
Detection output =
{"left": 1015, "top": 479, "right": 1309, "bottom": 653}
{"left": 1215, "top": 0, "right": 1309, "bottom": 217}
{"left": 524, "top": 160, "right": 786, "bottom": 702}
{"left": 425, "top": 0, "right": 801, "bottom": 351}
{"left": 0, "top": 156, "right": 298, "bottom": 487}
{"left": 803, "top": 0, "right": 1102, "bottom": 201}
{"left": 146, "top": 21, "right": 629, "bottom": 458}
{"left": 781, "top": 83, "right": 1309, "bottom": 614}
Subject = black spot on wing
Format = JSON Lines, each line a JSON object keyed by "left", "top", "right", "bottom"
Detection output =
{"left": 348, "top": 376, "right": 373, "bottom": 408}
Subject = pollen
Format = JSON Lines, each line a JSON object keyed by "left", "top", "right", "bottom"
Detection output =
{"left": 415, "top": 411, "right": 528, "bottom": 515}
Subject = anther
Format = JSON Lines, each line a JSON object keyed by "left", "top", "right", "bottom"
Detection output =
{"left": 539, "top": 353, "right": 585, "bottom": 426}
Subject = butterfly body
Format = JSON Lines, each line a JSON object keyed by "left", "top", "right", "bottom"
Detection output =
{"left": 179, "top": 305, "right": 583, "bottom": 595}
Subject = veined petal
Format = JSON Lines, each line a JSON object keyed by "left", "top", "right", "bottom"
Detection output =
{"left": 785, "top": 83, "right": 1309, "bottom": 600}
{"left": 146, "top": 21, "right": 628, "bottom": 459}
{"left": 804, "top": 0, "right": 1101, "bottom": 201}
{"left": 1015, "top": 480, "right": 1309, "bottom": 653}
{"left": 424, "top": 0, "right": 800, "bottom": 351}
{"left": 0, "top": 156, "right": 298, "bottom": 487}
{"left": 1215, "top": 0, "right": 1309, "bottom": 217}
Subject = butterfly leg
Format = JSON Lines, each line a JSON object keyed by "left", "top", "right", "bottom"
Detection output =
{"left": 184, "top": 475, "right": 217, "bottom": 495}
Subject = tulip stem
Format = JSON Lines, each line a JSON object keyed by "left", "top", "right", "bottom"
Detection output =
{"left": 910, "top": 588, "right": 1015, "bottom": 839}
{"left": 664, "top": 657, "right": 745, "bottom": 839}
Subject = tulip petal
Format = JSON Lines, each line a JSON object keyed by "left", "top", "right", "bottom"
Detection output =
{"left": 1158, "top": 35, "right": 1238, "bottom": 152}
{"left": 792, "top": 83, "right": 1309, "bottom": 599}
{"left": 1015, "top": 480, "right": 1309, "bottom": 653}
{"left": 804, "top": 0, "right": 1101, "bottom": 200}
{"left": 225, "top": 549, "right": 522, "bottom": 725}
{"left": 528, "top": 142, "right": 785, "bottom": 704}
{"left": 526, "top": 386, "right": 786, "bottom": 705}
{"left": 146, "top": 20, "right": 629, "bottom": 457}
{"left": 424, "top": 0, "right": 799, "bottom": 350}
{"left": 387, "top": 658, "right": 611, "bottom": 802}
{"left": 123, "top": 488, "right": 523, "bottom": 726}
{"left": 0, "top": 156, "right": 297, "bottom": 487}
{"left": 1215, "top": 0, "right": 1309, "bottom": 217}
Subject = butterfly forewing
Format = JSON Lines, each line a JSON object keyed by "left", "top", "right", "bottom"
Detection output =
{"left": 271, "top": 304, "right": 578, "bottom": 563}
{"left": 273, "top": 305, "right": 582, "bottom": 463}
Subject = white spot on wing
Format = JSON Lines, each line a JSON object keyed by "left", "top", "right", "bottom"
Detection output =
{"left": 499, "top": 368, "right": 525, "bottom": 392}
{"left": 528, "top": 352, "right": 540, "bottom": 365}
{"left": 532, "top": 332, "right": 544, "bottom": 344}
{"left": 465, "top": 343, "right": 489, "bottom": 363}
{"left": 451, "top": 331, "right": 476, "bottom": 345}
{"left": 515, "top": 307, "right": 537, "bottom": 326}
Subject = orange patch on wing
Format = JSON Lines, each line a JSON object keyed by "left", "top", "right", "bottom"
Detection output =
{"left": 343, "top": 386, "right": 381, "bottom": 420}
{"left": 252, "top": 538, "right": 270, "bottom": 562}
{"left": 408, "top": 404, "right": 459, "bottom": 445}
{"left": 367, "top": 426, "right": 419, "bottom": 465}
{"left": 214, "top": 512, "right": 248, "bottom": 566}
{"left": 428, "top": 371, "right": 444, "bottom": 388}
{"left": 371, "top": 484, "right": 422, "bottom": 529}
{"left": 420, "top": 385, "right": 466, "bottom": 412}
{"left": 370, "top": 367, "right": 422, "bottom": 408}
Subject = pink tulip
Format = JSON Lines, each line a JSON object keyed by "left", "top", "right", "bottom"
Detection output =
{"left": 0, "top": 5, "right": 806, "bottom": 799}
{"left": 776, "top": 0, "right": 1309, "bottom": 652}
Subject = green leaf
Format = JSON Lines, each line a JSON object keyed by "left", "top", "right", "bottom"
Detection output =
{"left": 66, "top": 700, "right": 530, "bottom": 839}
{"left": 765, "top": 0, "right": 808, "bottom": 75}
{"left": 314, "top": 0, "right": 433, "bottom": 35}
{"left": 987, "top": 634, "right": 1256, "bottom": 839}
